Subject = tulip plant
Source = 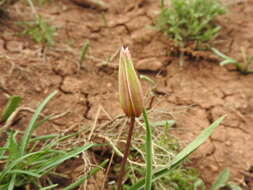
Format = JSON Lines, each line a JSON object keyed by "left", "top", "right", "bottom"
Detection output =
{"left": 117, "top": 48, "right": 228, "bottom": 190}
{"left": 117, "top": 47, "right": 153, "bottom": 190}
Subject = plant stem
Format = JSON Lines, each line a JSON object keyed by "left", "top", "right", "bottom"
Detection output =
{"left": 143, "top": 109, "right": 152, "bottom": 190}
{"left": 117, "top": 116, "right": 135, "bottom": 190}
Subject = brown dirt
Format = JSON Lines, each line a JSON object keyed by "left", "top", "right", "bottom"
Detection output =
{"left": 1, "top": 0, "right": 253, "bottom": 189}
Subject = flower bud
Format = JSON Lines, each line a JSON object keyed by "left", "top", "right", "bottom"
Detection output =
{"left": 119, "top": 47, "right": 144, "bottom": 117}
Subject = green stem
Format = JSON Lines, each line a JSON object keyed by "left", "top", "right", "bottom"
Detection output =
{"left": 143, "top": 109, "right": 152, "bottom": 190}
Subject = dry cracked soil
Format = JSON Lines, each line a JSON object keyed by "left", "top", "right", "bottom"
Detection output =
{"left": 0, "top": 0, "right": 253, "bottom": 189}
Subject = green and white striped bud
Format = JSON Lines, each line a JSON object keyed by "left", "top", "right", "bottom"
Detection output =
{"left": 118, "top": 47, "right": 144, "bottom": 117}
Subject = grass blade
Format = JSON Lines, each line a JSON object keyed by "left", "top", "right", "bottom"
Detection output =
{"left": 150, "top": 120, "right": 176, "bottom": 128}
{"left": 38, "top": 143, "right": 94, "bottom": 174}
{"left": 128, "top": 115, "right": 226, "bottom": 190}
{"left": 8, "top": 174, "right": 16, "bottom": 190}
{"left": 1, "top": 96, "right": 22, "bottom": 122}
{"left": 61, "top": 159, "right": 108, "bottom": 190}
{"left": 20, "top": 91, "right": 58, "bottom": 155}
{"left": 39, "top": 184, "right": 58, "bottom": 190}
{"left": 210, "top": 168, "right": 229, "bottom": 190}
{"left": 7, "top": 170, "right": 41, "bottom": 177}
{"left": 78, "top": 40, "right": 89, "bottom": 68}
{"left": 227, "top": 183, "right": 242, "bottom": 190}
{"left": 142, "top": 110, "right": 152, "bottom": 190}
{"left": 170, "top": 115, "right": 226, "bottom": 166}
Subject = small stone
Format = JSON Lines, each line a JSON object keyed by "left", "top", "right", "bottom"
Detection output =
{"left": 131, "top": 28, "right": 157, "bottom": 43}
{"left": 209, "top": 164, "right": 219, "bottom": 172}
{"left": 61, "top": 77, "right": 82, "bottom": 93}
{"left": 71, "top": 0, "right": 108, "bottom": 10}
{"left": 225, "top": 141, "right": 232, "bottom": 147}
{"left": 52, "top": 61, "right": 76, "bottom": 76}
{"left": 135, "top": 58, "right": 163, "bottom": 72}
{"left": 6, "top": 41, "right": 23, "bottom": 52}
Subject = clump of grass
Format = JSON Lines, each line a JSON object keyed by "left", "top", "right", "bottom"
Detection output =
{"left": 17, "top": 0, "right": 56, "bottom": 46}
{"left": 212, "top": 47, "right": 253, "bottom": 74}
{"left": 0, "top": 91, "right": 105, "bottom": 190}
{"left": 156, "top": 0, "right": 225, "bottom": 48}
{"left": 19, "top": 15, "right": 56, "bottom": 46}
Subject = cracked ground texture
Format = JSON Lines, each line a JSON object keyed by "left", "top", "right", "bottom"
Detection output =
{"left": 0, "top": 0, "right": 253, "bottom": 189}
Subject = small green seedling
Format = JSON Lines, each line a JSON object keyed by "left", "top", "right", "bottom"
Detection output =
{"left": 156, "top": 0, "right": 225, "bottom": 48}
{"left": 20, "top": 15, "right": 56, "bottom": 46}
{"left": 212, "top": 48, "right": 253, "bottom": 74}
{"left": 78, "top": 40, "right": 89, "bottom": 69}
{"left": 18, "top": 0, "right": 56, "bottom": 46}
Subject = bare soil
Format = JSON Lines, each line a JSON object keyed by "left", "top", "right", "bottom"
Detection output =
{"left": 1, "top": 0, "right": 253, "bottom": 189}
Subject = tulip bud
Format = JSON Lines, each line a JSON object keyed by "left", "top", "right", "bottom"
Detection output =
{"left": 119, "top": 47, "right": 144, "bottom": 117}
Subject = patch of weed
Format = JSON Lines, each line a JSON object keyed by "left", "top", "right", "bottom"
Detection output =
{"left": 19, "top": 15, "right": 56, "bottom": 46}
{"left": 212, "top": 47, "right": 253, "bottom": 74}
{"left": 156, "top": 0, "right": 225, "bottom": 48}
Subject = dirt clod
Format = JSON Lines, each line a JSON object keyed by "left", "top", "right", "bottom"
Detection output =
{"left": 135, "top": 57, "right": 163, "bottom": 72}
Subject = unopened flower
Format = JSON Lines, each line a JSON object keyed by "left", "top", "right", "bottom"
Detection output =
{"left": 118, "top": 47, "right": 144, "bottom": 117}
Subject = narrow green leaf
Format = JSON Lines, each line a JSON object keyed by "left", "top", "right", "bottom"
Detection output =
{"left": 220, "top": 60, "right": 236, "bottom": 66}
{"left": 210, "top": 168, "right": 230, "bottom": 190}
{"left": 7, "top": 131, "right": 21, "bottom": 162}
{"left": 62, "top": 159, "right": 108, "bottom": 190}
{"left": 78, "top": 40, "right": 89, "bottom": 67}
{"left": 1, "top": 96, "right": 22, "bottom": 122}
{"left": 150, "top": 120, "right": 176, "bottom": 128}
{"left": 8, "top": 174, "right": 16, "bottom": 190}
{"left": 143, "top": 110, "right": 152, "bottom": 190}
{"left": 140, "top": 75, "right": 156, "bottom": 86}
{"left": 194, "top": 179, "right": 206, "bottom": 190}
{"left": 30, "top": 134, "right": 59, "bottom": 142}
{"left": 171, "top": 115, "right": 226, "bottom": 166}
{"left": 38, "top": 143, "right": 94, "bottom": 174}
{"left": 7, "top": 169, "right": 41, "bottom": 178}
{"left": 227, "top": 183, "right": 242, "bottom": 190}
{"left": 39, "top": 184, "right": 58, "bottom": 190}
{"left": 0, "top": 150, "right": 47, "bottom": 181}
{"left": 128, "top": 116, "right": 225, "bottom": 190}
{"left": 20, "top": 91, "right": 58, "bottom": 155}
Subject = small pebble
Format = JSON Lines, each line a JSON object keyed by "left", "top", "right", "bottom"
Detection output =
{"left": 135, "top": 57, "right": 163, "bottom": 72}
{"left": 6, "top": 41, "right": 23, "bottom": 53}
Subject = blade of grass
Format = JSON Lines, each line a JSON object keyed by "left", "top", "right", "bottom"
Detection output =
{"left": 38, "top": 143, "right": 95, "bottom": 174}
{"left": 227, "top": 183, "right": 242, "bottom": 190}
{"left": 78, "top": 40, "right": 89, "bottom": 68}
{"left": 150, "top": 120, "right": 176, "bottom": 128}
{"left": 61, "top": 159, "right": 108, "bottom": 190}
{"left": 20, "top": 91, "right": 58, "bottom": 155}
{"left": 1, "top": 96, "right": 22, "bottom": 122}
{"left": 0, "top": 151, "right": 47, "bottom": 181}
{"left": 39, "top": 184, "right": 58, "bottom": 190}
{"left": 210, "top": 168, "right": 229, "bottom": 190}
{"left": 127, "top": 115, "right": 226, "bottom": 190}
{"left": 30, "top": 134, "right": 60, "bottom": 142}
{"left": 7, "top": 170, "right": 41, "bottom": 178}
{"left": 8, "top": 174, "right": 16, "bottom": 190}
{"left": 142, "top": 110, "right": 152, "bottom": 190}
